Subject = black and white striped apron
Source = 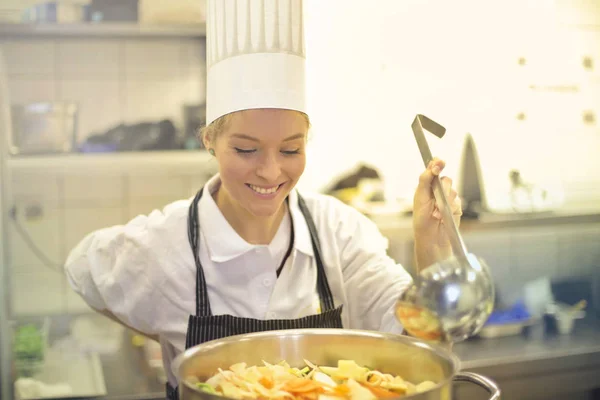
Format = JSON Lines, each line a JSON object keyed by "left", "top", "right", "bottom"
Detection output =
{"left": 166, "top": 187, "right": 344, "bottom": 399}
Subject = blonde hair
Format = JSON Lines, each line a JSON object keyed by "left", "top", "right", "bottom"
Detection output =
{"left": 199, "top": 109, "right": 311, "bottom": 146}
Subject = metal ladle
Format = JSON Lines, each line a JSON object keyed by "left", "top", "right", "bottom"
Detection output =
{"left": 395, "top": 115, "right": 495, "bottom": 343}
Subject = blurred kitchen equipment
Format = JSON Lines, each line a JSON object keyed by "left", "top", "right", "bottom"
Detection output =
{"left": 551, "top": 276, "right": 596, "bottom": 316}
{"left": 546, "top": 301, "right": 586, "bottom": 335}
{"left": 478, "top": 300, "right": 533, "bottom": 338}
{"left": 174, "top": 328, "right": 500, "bottom": 400}
{"left": 14, "top": 340, "right": 107, "bottom": 399}
{"left": 182, "top": 103, "right": 205, "bottom": 150}
{"left": 395, "top": 115, "right": 495, "bottom": 343}
{"left": 9, "top": 102, "right": 77, "bottom": 155}
{"left": 12, "top": 318, "right": 50, "bottom": 378}
{"left": 89, "top": 0, "right": 137, "bottom": 22}
{"left": 24, "top": 0, "right": 91, "bottom": 23}
{"left": 523, "top": 277, "right": 555, "bottom": 319}
{"left": 457, "top": 133, "right": 487, "bottom": 219}
{"left": 80, "top": 119, "right": 178, "bottom": 152}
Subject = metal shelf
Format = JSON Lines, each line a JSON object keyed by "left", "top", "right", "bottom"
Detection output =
{"left": 0, "top": 22, "right": 206, "bottom": 38}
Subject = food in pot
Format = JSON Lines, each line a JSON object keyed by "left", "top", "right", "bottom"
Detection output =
{"left": 395, "top": 303, "right": 442, "bottom": 341}
{"left": 187, "top": 359, "right": 436, "bottom": 399}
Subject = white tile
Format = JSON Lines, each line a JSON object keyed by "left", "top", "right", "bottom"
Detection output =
{"left": 63, "top": 175, "right": 125, "bottom": 207}
{"left": 59, "top": 80, "right": 122, "bottom": 142}
{"left": 124, "top": 39, "right": 182, "bottom": 80}
{"left": 187, "top": 171, "right": 214, "bottom": 196}
{"left": 66, "top": 286, "right": 93, "bottom": 314}
{"left": 1, "top": 40, "right": 56, "bottom": 76}
{"left": 556, "top": 225, "right": 600, "bottom": 277}
{"left": 463, "top": 230, "right": 514, "bottom": 302}
{"left": 7, "top": 77, "right": 56, "bottom": 104}
{"left": 64, "top": 207, "right": 126, "bottom": 254}
{"left": 11, "top": 271, "right": 66, "bottom": 316}
{"left": 511, "top": 228, "right": 559, "bottom": 284}
{"left": 184, "top": 68, "right": 206, "bottom": 105}
{"left": 123, "top": 79, "right": 188, "bottom": 125}
{"left": 463, "top": 231, "right": 512, "bottom": 277}
{"left": 8, "top": 203, "right": 62, "bottom": 270}
{"left": 127, "top": 175, "right": 187, "bottom": 199}
{"left": 11, "top": 170, "right": 59, "bottom": 205}
{"left": 126, "top": 198, "right": 183, "bottom": 221}
{"left": 57, "top": 40, "right": 120, "bottom": 80}
{"left": 181, "top": 39, "right": 205, "bottom": 67}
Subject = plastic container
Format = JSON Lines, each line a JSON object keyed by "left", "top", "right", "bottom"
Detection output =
{"left": 12, "top": 318, "right": 50, "bottom": 378}
{"left": 478, "top": 300, "right": 533, "bottom": 338}
{"left": 546, "top": 302, "right": 586, "bottom": 335}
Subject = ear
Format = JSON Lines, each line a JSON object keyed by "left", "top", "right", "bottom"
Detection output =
{"left": 200, "top": 129, "right": 211, "bottom": 150}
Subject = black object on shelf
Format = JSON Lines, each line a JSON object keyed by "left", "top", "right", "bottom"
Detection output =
{"left": 89, "top": 0, "right": 139, "bottom": 22}
{"left": 80, "top": 119, "right": 179, "bottom": 153}
{"left": 457, "top": 133, "right": 487, "bottom": 219}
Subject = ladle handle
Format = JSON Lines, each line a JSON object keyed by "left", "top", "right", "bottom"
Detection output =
{"left": 411, "top": 115, "right": 469, "bottom": 261}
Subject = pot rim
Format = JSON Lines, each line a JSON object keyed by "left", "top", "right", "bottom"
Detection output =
{"left": 175, "top": 328, "right": 462, "bottom": 399}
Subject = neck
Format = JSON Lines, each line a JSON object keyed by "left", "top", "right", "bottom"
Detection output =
{"left": 214, "top": 187, "right": 287, "bottom": 245}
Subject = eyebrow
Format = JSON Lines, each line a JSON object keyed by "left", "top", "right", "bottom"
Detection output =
{"left": 230, "top": 133, "right": 305, "bottom": 142}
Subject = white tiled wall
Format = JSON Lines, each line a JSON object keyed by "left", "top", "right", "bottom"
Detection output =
{"left": 7, "top": 162, "right": 214, "bottom": 317}
{"left": 0, "top": 36, "right": 205, "bottom": 142}
{"left": 301, "top": 0, "right": 600, "bottom": 211}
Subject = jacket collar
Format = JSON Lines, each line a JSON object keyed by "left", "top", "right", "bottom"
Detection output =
{"left": 197, "top": 174, "right": 314, "bottom": 263}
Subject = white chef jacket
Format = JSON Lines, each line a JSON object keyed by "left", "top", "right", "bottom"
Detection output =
{"left": 64, "top": 174, "right": 413, "bottom": 386}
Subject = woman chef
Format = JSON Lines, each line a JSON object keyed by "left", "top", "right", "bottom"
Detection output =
{"left": 64, "top": 1, "right": 462, "bottom": 398}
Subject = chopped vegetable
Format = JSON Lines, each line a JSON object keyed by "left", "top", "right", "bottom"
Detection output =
{"left": 190, "top": 359, "right": 438, "bottom": 399}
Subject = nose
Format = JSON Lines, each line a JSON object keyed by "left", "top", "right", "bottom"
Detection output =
{"left": 256, "top": 151, "right": 281, "bottom": 182}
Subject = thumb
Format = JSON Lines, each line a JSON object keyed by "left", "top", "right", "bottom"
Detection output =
{"left": 415, "top": 158, "right": 445, "bottom": 203}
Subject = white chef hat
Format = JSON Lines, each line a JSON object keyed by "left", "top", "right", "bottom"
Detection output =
{"left": 205, "top": 0, "right": 307, "bottom": 126}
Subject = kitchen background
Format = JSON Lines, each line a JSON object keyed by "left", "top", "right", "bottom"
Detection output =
{"left": 1, "top": 0, "right": 599, "bottom": 400}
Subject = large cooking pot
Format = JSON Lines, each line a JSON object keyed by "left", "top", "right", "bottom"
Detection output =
{"left": 174, "top": 329, "right": 500, "bottom": 400}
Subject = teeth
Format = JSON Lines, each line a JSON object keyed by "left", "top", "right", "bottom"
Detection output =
{"left": 249, "top": 184, "right": 279, "bottom": 194}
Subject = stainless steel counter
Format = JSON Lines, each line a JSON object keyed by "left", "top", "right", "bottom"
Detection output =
{"left": 99, "top": 317, "right": 600, "bottom": 400}
{"left": 98, "top": 332, "right": 163, "bottom": 400}
{"left": 17, "top": 314, "right": 600, "bottom": 400}
{"left": 453, "top": 316, "right": 600, "bottom": 399}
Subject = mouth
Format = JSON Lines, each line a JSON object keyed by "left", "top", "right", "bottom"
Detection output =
{"left": 246, "top": 183, "right": 286, "bottom": 197}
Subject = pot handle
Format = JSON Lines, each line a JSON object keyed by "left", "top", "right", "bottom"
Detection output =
{"left": 453, "top": 372, "right": 501, "bottom": 400}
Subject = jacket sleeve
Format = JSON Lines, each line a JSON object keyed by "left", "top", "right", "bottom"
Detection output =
{"left": 64, "top": 200, "right": 191, "bottom": 336}
{"left": 331, "top": 198, "right": 413, "bottom": 332}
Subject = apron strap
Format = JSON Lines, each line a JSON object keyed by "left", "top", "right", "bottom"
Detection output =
{"left": 187, "top": 187, "right": 212, "bottom": 316}
{"left": 296, "top": 193, "right": 336, "bottom": 312}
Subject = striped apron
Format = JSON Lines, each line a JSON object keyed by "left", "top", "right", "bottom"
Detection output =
{"left": 166, "top": 188, "right": 344, "bottom": 399}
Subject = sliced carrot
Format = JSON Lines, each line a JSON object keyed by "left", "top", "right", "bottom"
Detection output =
{"left": 298, "top": 392, "right": 319, "bottom": 400}
{"left": 259, "top": 376, "right": 274, "bottom": 389}
{"left": 360, "top": 382, "right": 400, "bottom": 398}
{"left": 283, "top": 378, "right": 325, "bottom": 393}
{"left": 334, "top": 384, "right": 351, "bottom": 396}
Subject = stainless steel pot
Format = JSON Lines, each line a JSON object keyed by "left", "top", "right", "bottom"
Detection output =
{"left": 174, "top": 329, "right": 500, "bottom": 400}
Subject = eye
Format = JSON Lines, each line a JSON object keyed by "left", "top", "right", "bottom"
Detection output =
{"left": 234, "top": 147, "right": 256, "bottom": 154}
{"left": 281, "top": 149, "right": 300, "bottom": 155}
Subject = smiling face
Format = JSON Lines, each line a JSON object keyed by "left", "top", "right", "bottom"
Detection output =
{"left": 204, "top": 108, "right": 309, "bottom": 218}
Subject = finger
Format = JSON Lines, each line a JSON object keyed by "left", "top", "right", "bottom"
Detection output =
{"left": 440, "top": 176, "right": 453, "bottom": 198}
{"left": 437, "top": 176, "right": 454, "bottom": 212}
{"left": 452, "top": 196, "right": 463, "bottom": 215}
{"left": 415, "top": 158, "right": 446, "bottom": 200}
